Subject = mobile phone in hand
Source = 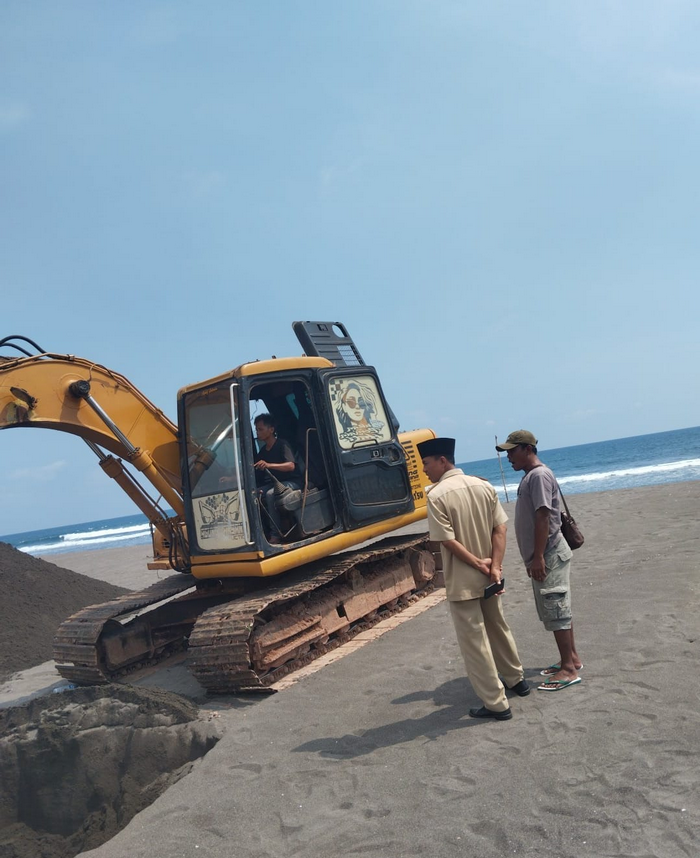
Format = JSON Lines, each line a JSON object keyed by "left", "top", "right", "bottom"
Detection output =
{"left": 484, "top": 578, "right": 505, "bottom": 599}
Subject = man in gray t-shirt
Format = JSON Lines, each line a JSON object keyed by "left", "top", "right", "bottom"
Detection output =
{"left": 496, "top": 430, "right": 583, "bottom": 692}
{"left": 514, "top": 463, "right": 562, "bottom": 567}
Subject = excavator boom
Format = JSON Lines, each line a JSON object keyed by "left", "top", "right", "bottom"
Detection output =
{"left": 0, "top": 346, "right": 187, "bottom": 566}
{"left": 0, "top": 351, "right": 181, "bottom": 489}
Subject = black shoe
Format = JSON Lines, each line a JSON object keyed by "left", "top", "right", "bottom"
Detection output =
{"left": 469, "top": 705, "right": 512, "bottom": 721}
{"left": 505, "top": 679, "right": 531, "bottom": 697}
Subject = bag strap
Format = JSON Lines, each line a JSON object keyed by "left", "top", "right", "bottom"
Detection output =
{"left": 556, "top": 480, "right": 573, "bottom": 518}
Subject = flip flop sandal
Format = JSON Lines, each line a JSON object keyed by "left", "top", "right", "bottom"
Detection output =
{"left": 537, "top": 677, "right": 582, "bottom": 692}
{"left": 540, "top": 663, "right": 583, "bottom": 676}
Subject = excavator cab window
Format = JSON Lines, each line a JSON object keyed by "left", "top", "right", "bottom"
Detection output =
{"left": 249, "top": 379, "right": 329, "bottom": 492}
{"left": 181, "top": 382, "right": 251, "bottom": 552}
{"left": 249, "top": 378, "right": 335, "bottom": 543}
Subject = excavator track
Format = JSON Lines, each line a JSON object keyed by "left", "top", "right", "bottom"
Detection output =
{"left": 53, "top": 575, "right": 201, "bottom": 684}
{"left": 188, "top": 533, "right": 438, "bottom": 693}
{"left": 53, "top": 533, "right": 439, "bottom": 692}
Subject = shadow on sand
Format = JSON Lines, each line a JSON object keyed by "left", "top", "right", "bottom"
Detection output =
{"left": 292, "top": 678, "right": 489, "bottom": 759}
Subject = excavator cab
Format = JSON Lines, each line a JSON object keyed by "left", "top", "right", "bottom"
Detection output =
{"left": 0, "top": 323, "right": 430, "bottom": 579}
{"left": 178, "top": 326, "right": 415, "bottom": 560}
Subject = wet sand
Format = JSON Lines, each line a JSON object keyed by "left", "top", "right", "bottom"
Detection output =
{"left": 6, "top": 481, "right": 700, "bottom": 857}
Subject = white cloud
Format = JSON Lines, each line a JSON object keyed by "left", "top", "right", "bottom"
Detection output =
{"left": 404, "top": 409, "right": 431, "bottom": 425}
{"left": 657, "top": 68, "right": 700, "bottom": 90}
{"left": 8, "top": 460, "right": 67, "bottom": 483}
{"left": 0, "top": 102, "right": 30, "bottom": 132}
{"left": 320, "top": 166, "right": 337, "bottom": 192}
{"left": 566, "top": 409, "right": 599, "bottom": 422}
{"left": 572, "top": 1, "right": 696, "bottom": 55}
{"left": 184, "top": 170, "right": 227, "bottom": 198}
{"left": 130, "top": 7, "right": 184, "bottom": 46}
{"left": 319, "top": 159, "right": 364, "bottom": 195}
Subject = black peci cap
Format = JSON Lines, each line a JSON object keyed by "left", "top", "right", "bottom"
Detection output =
{"left": 417, "top": 437, "right": 456, "bottom": 459}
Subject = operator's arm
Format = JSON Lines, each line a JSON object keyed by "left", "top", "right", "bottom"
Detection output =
{"left": 254, "top": 440, "right": 296, "bottom": 474}
{"left": 255, "top": 459, "right": 294, "bottom": 473}
{"left": 528, "top": 508, "right": 550, "bottom": 582}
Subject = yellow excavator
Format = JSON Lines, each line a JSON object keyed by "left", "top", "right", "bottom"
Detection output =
{"left": 0, "top": 322, "right": 438, "bottom": 692}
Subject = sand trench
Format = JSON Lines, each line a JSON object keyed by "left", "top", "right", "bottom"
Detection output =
{"left": 0, "top": 684, "right": 221, "bottom": 858}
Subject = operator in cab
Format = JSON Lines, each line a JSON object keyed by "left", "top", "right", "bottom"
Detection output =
{"left": 254, "top": 413, "right": 302, "bottom": 543}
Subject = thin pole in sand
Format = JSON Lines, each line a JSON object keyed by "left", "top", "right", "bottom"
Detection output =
{"left": 495, "top": 435, "right": 510, "bottom": 503}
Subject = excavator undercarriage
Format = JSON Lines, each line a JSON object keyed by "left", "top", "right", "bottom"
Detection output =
{"left": 53, "top": 533, "right": 439, "bottom": 692}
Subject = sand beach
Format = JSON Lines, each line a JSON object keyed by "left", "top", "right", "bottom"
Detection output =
{"left": 2, "top": 481, "right": 699, "bottom": 857}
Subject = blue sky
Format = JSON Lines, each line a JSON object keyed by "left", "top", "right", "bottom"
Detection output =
{"left": 2, "top": 1, "right": 699, "bottom": 534}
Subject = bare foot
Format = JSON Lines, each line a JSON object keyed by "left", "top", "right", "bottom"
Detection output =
{"left": 541, "top": 662, "right": 583, "bottom": 676}
{"left": 546, "top": 668, "right": 579, "bottom": 683}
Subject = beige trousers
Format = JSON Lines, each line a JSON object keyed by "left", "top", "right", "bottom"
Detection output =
{"left": 449, "top": 596, "right": 524, "bottom": 712}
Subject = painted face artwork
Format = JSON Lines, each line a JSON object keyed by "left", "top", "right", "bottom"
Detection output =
{"left": 342, "top": 387, "right": 369, "bottom": 425}
{"left": 331, "top": 376, "right": 392, "bottom": 449}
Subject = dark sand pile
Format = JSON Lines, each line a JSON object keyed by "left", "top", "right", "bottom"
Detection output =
{"left": 0, "top": 684, "right": 221, "bottom": 858}
{"left": 0, "top": 543, "right": 129, "bottom": 681}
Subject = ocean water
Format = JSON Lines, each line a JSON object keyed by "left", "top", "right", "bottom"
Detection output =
{"left": 2, "top": 513, "right": 156, "bottom": 557}
{"left": 467, "top": 425, "right": 700, "bottom": 504}
{"left": 3, "top": 426, "right": 699, "bottom": 558}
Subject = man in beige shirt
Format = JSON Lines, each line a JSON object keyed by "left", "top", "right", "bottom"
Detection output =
{"left": 418, "top": 437, "right": 528, "bottom": 720}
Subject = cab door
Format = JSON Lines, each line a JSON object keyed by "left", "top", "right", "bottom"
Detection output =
{"left": 320, "top": 367, "right": 413, "bottom": 527}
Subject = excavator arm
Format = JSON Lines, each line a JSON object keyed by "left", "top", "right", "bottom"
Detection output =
{"left": 0, "top": 338, "right": 188, "bottom": 569}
